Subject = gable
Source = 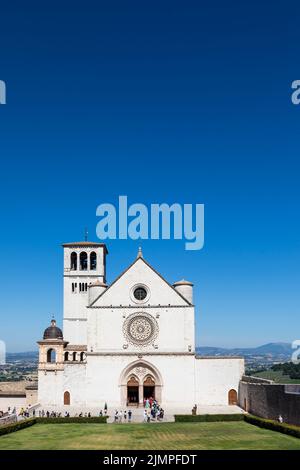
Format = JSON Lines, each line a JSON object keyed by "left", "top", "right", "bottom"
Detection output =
{"left": 90, "top": 257, "right": 191, "bottom": 307}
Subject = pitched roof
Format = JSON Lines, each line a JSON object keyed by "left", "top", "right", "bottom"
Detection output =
{"left": 89, "top": 255, "right": 192, "bottom": 307}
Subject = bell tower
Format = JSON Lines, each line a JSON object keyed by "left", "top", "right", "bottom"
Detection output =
{"left": 62, "top": 240, "right": 108, "bottom": 344}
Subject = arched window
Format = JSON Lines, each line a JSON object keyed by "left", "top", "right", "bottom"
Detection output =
{"left": 47, "top": 348, "right": 56, "bottom": 363}
{"left": 64, "top": 352, "right": 69, "bottom": 361}
{"left": 64, "top": 391, "right": 70, "bottom": 405}
{"left": 72, "top": 352, "right": 77, "bottom": 361}
{"left": 80, "top": 252, "right": 87, "bottom": 271}
{"left": 90, "top": 252, "right": 97, "bottom": 270}
{"left": 72, "top": 283, "right": 77, "bottom": 293}
{"left": 80, "top": 352, "right": 85, "bottom": 361}
{"left": 70, "top": 252, "right": 77, "bottom": 270}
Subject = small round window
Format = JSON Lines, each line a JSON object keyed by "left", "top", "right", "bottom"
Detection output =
{"left": 133, "top": 286, "right": 147, "bottom": 301}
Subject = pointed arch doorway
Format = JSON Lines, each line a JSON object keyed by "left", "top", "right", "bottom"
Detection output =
{"left": 127, "top": 375, "right": 139, "bottom": 405}
{"left": 143, "top": 375, "right": 155, "bottom": 400}
{"left": 120, "top": 360, "right": 163, "bottom": 407}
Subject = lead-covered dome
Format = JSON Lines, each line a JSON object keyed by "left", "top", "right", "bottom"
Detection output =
{"left": 43, "top": 319, "right": 63, "bottom": 340}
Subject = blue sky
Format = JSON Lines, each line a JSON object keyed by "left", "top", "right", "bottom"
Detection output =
{"left": 0, "top": 1, "right": 299, "bottom": 351}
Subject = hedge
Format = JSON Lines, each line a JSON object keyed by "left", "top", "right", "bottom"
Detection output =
{"left": 0, "top": 418, "right": 37, "bottom": 436}
{"left": 174, "top": 413, "right": 244, "bottom": 423}
{"left": 36, "top": 416, "right": 108, "bottom": 424}
{"left": 244, "top": 414, "right": 300, "bottom": 439}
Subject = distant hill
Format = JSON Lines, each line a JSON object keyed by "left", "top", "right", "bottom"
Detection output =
{"left": 6, "top": 343, "right": 293, "bottom": 362}
{"left": 196, "top": 342, "right": 293, "bottom": 357}
{"left": 251, "top": 343, "right": 292, "bottom": 355}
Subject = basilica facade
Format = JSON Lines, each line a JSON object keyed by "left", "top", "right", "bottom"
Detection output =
{"left": 37, "top": 241, "right": 244, "bottom": 410}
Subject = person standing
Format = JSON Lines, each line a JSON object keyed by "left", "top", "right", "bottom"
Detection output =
{"left": 128, "top": 409, "right": 132, "bottom": 423}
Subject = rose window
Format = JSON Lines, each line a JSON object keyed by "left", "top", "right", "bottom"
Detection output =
{"left": 123, "top": 313, "right": 158, "bottom": 346}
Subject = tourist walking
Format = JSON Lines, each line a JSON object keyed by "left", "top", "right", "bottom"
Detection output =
{"left": 128, "top": 410, "right": 132, "bottom": 423}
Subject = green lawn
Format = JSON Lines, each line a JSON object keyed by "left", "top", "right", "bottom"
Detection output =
{"left": 252, "top": 370, "right": 300, "bottom": 384}
{"left": 1, "top": 422, "right": 300, "bottom": 450}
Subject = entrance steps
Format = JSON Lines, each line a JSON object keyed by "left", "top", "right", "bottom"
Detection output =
{"left": 107, "top": 407, "right": 175, "bottom": 424}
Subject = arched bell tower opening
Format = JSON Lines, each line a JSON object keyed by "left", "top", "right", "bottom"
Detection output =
{"left": 47, "top": 348, "right": 56, "bottom": 363}
{"left": 119, "top": 360, "right": 163, "bottom": 407}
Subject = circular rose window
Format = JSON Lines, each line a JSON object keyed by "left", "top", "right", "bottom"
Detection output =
{"left": 133, "top": 286, "right": 147, "bottom": 301}
{"left": 130, "top": 284, "right": 150, "bottom": 304}
{"left": 123, "top": 313, "right": 158, "bottom": 346}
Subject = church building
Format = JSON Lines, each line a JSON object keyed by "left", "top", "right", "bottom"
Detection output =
{"left": 37, "top": 241, "right": 244, "bottom": 410}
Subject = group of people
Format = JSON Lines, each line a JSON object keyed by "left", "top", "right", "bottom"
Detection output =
{"left": 37, "top": 410, "right": 106, "bottom": 418}
{"left": 19, "top": 407, "right": 31, "bottom": 418}
{"left": 143, "top": 398, "right": 164, "bottom": 422}
{"left": 113, "top": 397, "right": 164, "bottom": 424}
{"left": 114, "top": 409, "right": 133, "bottom": 423}
{"left": 38, "top": 410, "right": 70, "bottom": 418}
{"left": 4, "top": 399, "right": 165, "bottom": 423}
{"left": 1, "top": 406, "right": 16, "bottom": 417}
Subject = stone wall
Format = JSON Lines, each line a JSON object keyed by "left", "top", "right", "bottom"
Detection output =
{"left": 239, "top": 378, "right": 300, "bottom": 426}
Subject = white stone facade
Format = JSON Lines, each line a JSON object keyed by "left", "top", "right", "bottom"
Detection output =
{"left": 37, "top": 242, "right": 244, "bottom": 410}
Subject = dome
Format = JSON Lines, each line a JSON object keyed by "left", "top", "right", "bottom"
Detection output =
{"left": 173, "top": 279, "right": 193, "bottom": 304}
{"left": 173, "top": 279, "right": 193, "bottom": 286}
{"left": 43, "top": 319, "right": 63, "bottom": 340}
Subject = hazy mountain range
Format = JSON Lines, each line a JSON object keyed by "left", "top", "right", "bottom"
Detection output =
{"left": 196, "top": 342, "right": 293, "bottom": 358}
{"left": 6, "top": 342, "right": 293, "bottom": 362}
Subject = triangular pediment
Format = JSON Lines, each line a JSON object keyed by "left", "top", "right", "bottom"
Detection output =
{"left": 90, "top": 257, "right": 191, "bottom": 307}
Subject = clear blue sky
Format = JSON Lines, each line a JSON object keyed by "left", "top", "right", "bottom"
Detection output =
{"left": 0, "top": 1, "right": 299, "bottom": 352}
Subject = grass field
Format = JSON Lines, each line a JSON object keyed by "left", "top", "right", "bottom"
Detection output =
{"left": 1, "top": 422, "right": 300, "bottom": 450}
{"left": 252, "top": 370, "right": 300, "bottom": 384}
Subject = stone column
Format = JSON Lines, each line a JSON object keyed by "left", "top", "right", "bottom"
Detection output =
{"left": 156, "top": 385, "right": 162, "bottom": 405}
{"left": 120, "top": 385, "right": 127, "bottom": 407}
{"left": 139, "top": 384, "right": 143, "bottom": 406}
